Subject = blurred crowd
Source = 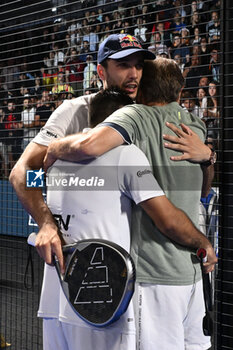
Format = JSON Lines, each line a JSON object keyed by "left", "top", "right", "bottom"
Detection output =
{"left": 0, "top": 0, "right": 221, "bottom": 178}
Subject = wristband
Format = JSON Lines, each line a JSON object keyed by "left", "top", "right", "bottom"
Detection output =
{"left": 202, "top": 149, "right": 217, "bottom": 166}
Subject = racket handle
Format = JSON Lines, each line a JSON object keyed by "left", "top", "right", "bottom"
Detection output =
{"left": 197, "top": 248, "right": 207, "bottom": 263}
{"left": 27, "top": 232, "right": 37, "bottom": 247}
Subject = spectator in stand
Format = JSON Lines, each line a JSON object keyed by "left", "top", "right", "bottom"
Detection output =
{"left": 102, "top": 14, "right": 112, "bottom": 29}
{"left": 190, "top": 1, "right": 198, "bottom": 16}
{"left": 52, "top": 71, "right": 74, "bottom": 95}
{"left": 40, "top": 66, "right": 55, "bottom": 91}
{"left": 90, "top": 71, "right": 102, "bottom": 92}
{"left": 43, "top": 51, "right": 56, "bottom": 75}
{"left": 191, "top": 43, "right": 201, "bottom": 57}
{"left": 134, "top": 17, "right": 148, "bottom": 44}
{"left": 99, "top": 26, "right": 111, "bottom": 44}
{"left": 183, "top": 54, "right": 203, "bottom": 92}
{"left": 170, "top": 11, "right": 186, "bottom": 36}
{"left": 30, "top": 76, "right": 45, "bottom": 98}
{"left": 83, "top": 54, "right": 97, "bottom": 92}
{"left": 203, "top": 80, "right": 220, "bottom": 120}
{"left": 208, "top": 11, "right": 220, "bottom": 43}
{"left": 1, "top": 58, "right": 19, "bottom": 92}
{"left": 67, "top": 19, "right": 77, "bottom": 46}
{"left": 97, "top": 8, "right": 103, "bottom": 23}
{"left": 64, "top": 34, "right": 72, "bottom": 58}
{"left": 17, "top": 86, "right": 30, "bottom": 106}
{"left": 120, "top": 20, "right": 134, "bottom": 36}
{"left": 84, "top": 71, "right": 102, "bottom": 95}
{"left": 171, "top": 34, "right": 189, "bottom": 64}
{"left": 65, "top": 48, "right": 85, "bottom": 97}
{"left": 81, "top": 10, "right": 89, "bottom": 24}
{"left": 64, "top": 48, "right": 72, "bottom": 67}
{"left": 170, "top": 34, "right": 182, "bottom": 57}
{"left": 200, "top": 36, "right": 210, "bottom": 66}
{"left": 40, "top": 60, "right": 65, "bottom": 92}
{"left": 95, "top": 21, "right": 102, "bottom": 38}
{"left": 156, "top": 45, "right": 170, "bottom": 58}
{"left": 112, "top": 10, "right": 120, "bottom": 26}
{"left": 196, "top": 86, "right": 208, "bottom": 119}
{"left": 179, "top": 27, "right": 190, "bottom": 63}
{"left": 151, "top": 22, "right": 171, "bottom": 48}
{"left": 191, "top": 26, "right": 201, "bottom": 45}
{"left": 137, "top": 0, "right": 150, "bottom": 12}
{"left": 195, "top": 0, "right": 209, "bottom": 21}
{"left": 172, "top": 0, "right": 186, "bottom": 18}
{"left": 89, "top": 10, "right": 99, "bottom": 26}
{"left": 76, "top": 23, "right": 82, "bottom": 47}
{"left": 173, "top": 53, "right": 185, "bottom": 73}
{"left": 199, "top": 76, "right": 210, "bottom": 89}
{"left": 82, "top": 25, "right": 99, "bottom": 55}
{"left": 53, "top": 43, "right": 65, "bottom": 67}
{"left": 129, "top": 6, "right": 139, "bottom": 22}
{"left": 35, "top": 90, "right": 55, "bottom": 128}
{"left": 20, "top": 97, "right": 37, "bottom": 150}
{"left": 79, "top": 40, "right": 90, "bottom": 62}
{"left": 140, "top": 5, "right": 152, "bottom": 24}
{"left": 202, "top": 80, "right": 220, "bottom": 145}
{"left": 207, "top": 10, "right": 220, "bottom": 43}
{"left": 3, "top": 100, "right": 22, "bottom": 169}
{"left": 208, "top": 46, "right": 220, "bottom": 83}
{"left": 112, "top": 18, "right": 123, "bottom": 33}
{"left": 189, "top": 11, "right": 205, "bottom": 37}
{"left": 20, "top": 60, "right": 35, "bottom": 81}
{"left": 181, "top": 90, "right": 199, "bottom": 117}
{"left": 15, "top": 72, "right": 31, "bottom": 94}
{"left": 148, "top": 32, "right": 162, "bottom": 56}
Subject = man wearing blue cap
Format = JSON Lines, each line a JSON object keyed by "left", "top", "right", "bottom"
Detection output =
{"left": 96, "top": 34, "right": 154, "bottom": 99}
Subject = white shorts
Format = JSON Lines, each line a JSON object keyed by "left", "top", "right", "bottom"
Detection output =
{"left": 134, "top": 280, "right": 211, "bottom": 350}
{"left": 43, "top": 318, "right": 136, "bottom": 350}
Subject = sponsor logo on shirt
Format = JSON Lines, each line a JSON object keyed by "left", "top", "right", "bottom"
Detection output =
{"left": 137, "top": 169, "right": 152, "bottom": 177}
{"left": 53, "top": 214, "right": 71, "bottom": 231}
{"left": 41, "top": 128, "right": 58, "bottom": 138}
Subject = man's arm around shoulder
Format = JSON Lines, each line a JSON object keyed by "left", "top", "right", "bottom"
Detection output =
{"left": 44, "top": 126, "right": 124, "bottom": 171}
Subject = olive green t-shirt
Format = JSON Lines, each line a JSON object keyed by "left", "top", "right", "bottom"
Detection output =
{"left": 103, "top": 102, "right": 206, "bottom": 285}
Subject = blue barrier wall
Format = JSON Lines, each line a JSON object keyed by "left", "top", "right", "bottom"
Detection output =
{"left": 0, "top": 180, "right": 37, "bottom": 237}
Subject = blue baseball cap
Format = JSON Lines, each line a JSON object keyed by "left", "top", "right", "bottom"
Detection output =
{"left": 97, "top": 34, "right": 155, "bottom": 64}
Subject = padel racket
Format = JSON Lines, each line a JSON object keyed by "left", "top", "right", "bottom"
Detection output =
{"left": 27, "top": 233, "right": 136, "bottom": 327}
{"left": 197, "top": 248, "right": 213, "bottom": 336}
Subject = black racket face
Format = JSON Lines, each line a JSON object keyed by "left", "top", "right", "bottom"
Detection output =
{"left": 62, "top": 241, "right": 135, "bottom": 326}
{"left": 203, "top": 313, "right": 213, "bottom": 336}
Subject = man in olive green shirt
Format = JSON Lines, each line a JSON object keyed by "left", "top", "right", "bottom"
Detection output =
{"left": 41, "top": 58, "right": 216, "bottom": 350}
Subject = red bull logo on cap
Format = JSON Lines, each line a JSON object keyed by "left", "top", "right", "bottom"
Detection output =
{"left": 119, "top": 35, "right": 142, "bottom": 49}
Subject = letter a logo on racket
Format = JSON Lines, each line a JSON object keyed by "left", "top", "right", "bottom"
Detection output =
{"left": 74, "top": 247, "right": 113, "bottom": 305}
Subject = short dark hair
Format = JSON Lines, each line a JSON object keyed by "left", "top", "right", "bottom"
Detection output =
{"left": 138, "top": 58, "right": 185, "bottom": 104}
{"left": 89, "top": 87, "right": 133, "bottom": 127}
